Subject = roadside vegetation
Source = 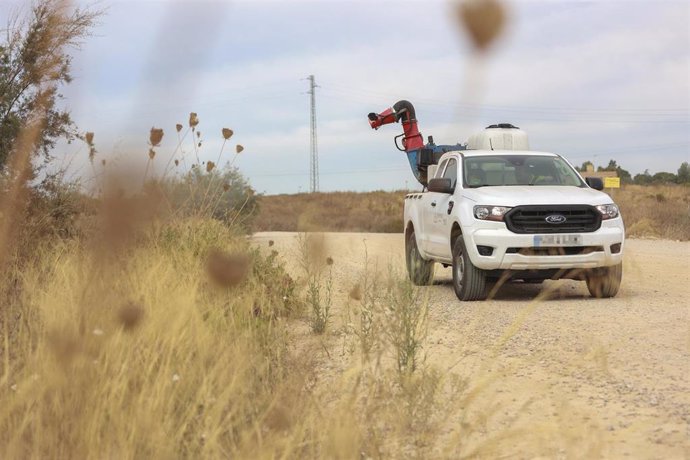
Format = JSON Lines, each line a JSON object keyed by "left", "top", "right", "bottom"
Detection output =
{"left": 255, "top": 183, "right": 690, "bottom": 240}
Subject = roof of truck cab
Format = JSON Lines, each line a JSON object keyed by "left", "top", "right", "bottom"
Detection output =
{"left": 457, "top": 149, "right": 558, "bottom": 157}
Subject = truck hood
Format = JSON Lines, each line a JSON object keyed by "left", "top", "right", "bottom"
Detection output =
{"left": 461, "top": 186, "right": 614, "bottom": 206}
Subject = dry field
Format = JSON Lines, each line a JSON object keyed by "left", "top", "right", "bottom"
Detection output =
{"left": 254, "top": 190, "right": 406, "bottom": 233}
{"left": 254, "top": 185, "right": 690, "bottom": 240}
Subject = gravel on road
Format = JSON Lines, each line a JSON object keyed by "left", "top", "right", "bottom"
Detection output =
{"left": 254, "top": 232, "right": 689, "bottom": 458}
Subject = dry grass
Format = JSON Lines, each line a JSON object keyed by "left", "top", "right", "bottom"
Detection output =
{"left": 0, "top": 219, "right": 305, "bottom": 458}
{"left": 255, "top": 185, "right": 690, "bottom": 240}
{"left": 254, "top": 190, "right": 407, "bottom": 233}
{"left": 610, "top": 185, "right": 690, "bottom": 240}
{"left": 0, "top": 213, "right": 521, "bottom": 458}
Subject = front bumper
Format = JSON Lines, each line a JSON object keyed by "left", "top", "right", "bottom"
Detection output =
{"left": 464, "top": 219, "right": 625, "bottom": 270}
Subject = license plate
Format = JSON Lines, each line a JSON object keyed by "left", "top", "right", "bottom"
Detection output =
{"left": 533, "top": 234, "right": 583, "bottom": 247}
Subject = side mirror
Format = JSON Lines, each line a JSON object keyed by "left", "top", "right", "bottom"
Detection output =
{"left": 585, "top": 177, "right": 604, "bottom": 191}
{"left": 428, "top": 178, "right": 455, "bottom": 194}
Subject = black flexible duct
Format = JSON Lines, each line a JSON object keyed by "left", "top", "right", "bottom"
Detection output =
{"left": 393, "top": 100, "right": 416, "bottom": 122}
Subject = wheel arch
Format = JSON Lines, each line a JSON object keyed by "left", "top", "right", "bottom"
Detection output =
{"left": 405, "top": 220, "right": 415, "bottom": 241}
{"left": 450, "top": 221, "right": 462, "bottom": 253}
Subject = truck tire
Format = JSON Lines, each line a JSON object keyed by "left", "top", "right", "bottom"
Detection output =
{"left": 406, "top": 230, "right": 434, "bottom": 286}
{"left": 452, "top": 237, "right": 487, "bottom": 301}
{"left": 586, "top": 264, "right": 622, "bottom": 298}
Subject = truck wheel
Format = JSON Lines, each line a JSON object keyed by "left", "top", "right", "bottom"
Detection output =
{"left": 406, "top": 230, "right": 434, "bottom": 286}
{"left": 586, "top": 264, "right": 622, "bottom": 298}
{"left": 452, "top": 237, "right": 487, "bottom": 301}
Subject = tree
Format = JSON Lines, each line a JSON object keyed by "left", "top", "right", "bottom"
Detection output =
{"left": 651, "top": 172, "right": 677, "bottom": 184}
{"left": 577, "top": 160, "right": 594, "bottom": 172}
{"left": 0, "top": 0, "right": 100, "bottom": 171}
{"left": 677, "top": 162, "right": 690, "bottom": 184}
{"left": 164, "top": 167, "right": 259, "bottom": 231}
{"left": 633, "top": 169, "right": 652, "bottom": 185}
{"left": 597, "top": 159, "right": 619, "bottom": 172}
{"left": 595, "top": 159, "right": 632, "bottom": 184}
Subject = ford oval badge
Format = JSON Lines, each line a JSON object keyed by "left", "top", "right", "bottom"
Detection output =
{"left": 545, "top": 214, "right": 567, "bottom": 224}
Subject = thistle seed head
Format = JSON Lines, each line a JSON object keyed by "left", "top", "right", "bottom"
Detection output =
{"left": 149, "top": 127, "right": 164, "bottom": 147}
{"left": 118, "top": 302, "right": 144, "bottom": 331}
{"left": 189, "top": 112, "right": 199, "bottom": 128}
{"left": 457, "top": 0, "right": 506, "bottom": 52}
{"left": 206, "top": 249, "right": 250, "bottom": 288}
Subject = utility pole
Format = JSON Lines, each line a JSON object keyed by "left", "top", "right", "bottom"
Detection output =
{"left": 307, "top": 75, "right": 319, "bottom": 193}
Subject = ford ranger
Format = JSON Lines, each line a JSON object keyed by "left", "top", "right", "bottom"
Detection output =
{"left": 403, "top": 150, "right": 625, "bottom": 301}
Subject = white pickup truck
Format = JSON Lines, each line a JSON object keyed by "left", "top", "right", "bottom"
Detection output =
{"left": 404, "top": 149, "right": 625, "bottom": 301}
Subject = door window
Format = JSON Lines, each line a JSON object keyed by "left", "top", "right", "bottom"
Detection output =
{"left": 435, "top": 160, "right": 448, "bottom": 178}
{"left": 443, "top": 158, "right": 458, "bottom": 188}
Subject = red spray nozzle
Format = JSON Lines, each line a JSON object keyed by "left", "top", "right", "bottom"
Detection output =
{"left": 368, "top": 107, "right": 397, "bottom": 129}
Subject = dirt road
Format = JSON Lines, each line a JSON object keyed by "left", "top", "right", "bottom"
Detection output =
{"left": 254, "top": 232, "right": 689, "bottom": 458}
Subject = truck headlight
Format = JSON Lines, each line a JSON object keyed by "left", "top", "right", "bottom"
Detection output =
{"left": 474, "top": 206, "right": 512, "bottom": 221}
{"left": 596, "top": 204, "right": 619, "bottom": 220}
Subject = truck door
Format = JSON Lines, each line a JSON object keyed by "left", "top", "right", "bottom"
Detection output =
{"left": 427, "top": 157, "right": 458, "bottom": 259}
{"left": 418, "top": 159, "right": 447, "bottom": 254}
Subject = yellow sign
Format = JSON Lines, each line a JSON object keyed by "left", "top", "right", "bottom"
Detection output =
{"left": 604, "top": 177, "right": 621, "bottom": 188}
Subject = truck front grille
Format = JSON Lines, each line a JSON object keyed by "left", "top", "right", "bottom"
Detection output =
{"left": 504, "top": 205, "right": 601, "bottom": 234}
{"left": 506, "top": 246, "right": 604, "bottom": 256}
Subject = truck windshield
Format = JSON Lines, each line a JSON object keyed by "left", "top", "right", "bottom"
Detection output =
{"left": 463, "top": 155, "right": 585, "bottom": 188}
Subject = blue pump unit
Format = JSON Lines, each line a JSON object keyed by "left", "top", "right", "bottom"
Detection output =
{"left": 406, "top": 136, "right": 466, "bottom": 186}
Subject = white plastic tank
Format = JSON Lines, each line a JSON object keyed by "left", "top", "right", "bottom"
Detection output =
{"left": 466, "top": 124, "right": 529, "bottom": 151}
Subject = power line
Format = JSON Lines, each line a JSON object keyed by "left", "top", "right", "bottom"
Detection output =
{"left": 322, "top": 83, "right": 689, "bottom": 115}
{"left": 244, "top": 166, "right": 411, "bottom": 178}
{"left": 564, "top": 142, "right": 690, "bottom": 159}
{"left": 319, "top": 91, "right": 689, "bottom": 124}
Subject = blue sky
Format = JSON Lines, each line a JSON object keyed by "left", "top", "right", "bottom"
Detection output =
{"left": 2, "top": 0, "right": 689, "bottom": 194}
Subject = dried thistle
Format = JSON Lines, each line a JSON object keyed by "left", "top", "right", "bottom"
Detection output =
{"left": 149, "top": 127, "right": 164, "bottom": 147}
{"left": 148, "top": 148, "right": 156, "bottom": 160}
{"left": 48, "top": 330, "right": 82, "bottom": 367}
{"left": 174, "top": 159, "right": 179, "bottom": 166}
{"left": 236, "top": 144, "right": 244, "bottom": 154}
{"left": 176, "top": 123, "right": 183, "bottom": 133}
{"left": 222, "top": 128, "right": 234, "bottom": 140}
{"left": 349, "top": 283, "right": 362, "bottom": 301}
{"left": 206, "top": 249, "right": 250, "bottom": 288}
{"left": 85, "top": 131, "right": 94, "bottom": 146}
{"left": 189, "top": 112, "right": 199, "bottom": 129}
{"left": 118, "top": 302, "right": 144, "bottom": 331}
{"left": 198, "top": 141, "right": 202, "bottom": 148}
{"left": 223, "top": 183, "right": 230, "bottom": 192}
{"left": 326, "top": 256, "right": 334, "bottom": 266}
{"left": 197, "top": 131, "right": 201, "bottom": 138}
{"left": 206, "top": 161, "right": 215, "bottom": 172}
{"left": 457, "top": 0, "right": 506, "bottom": 52}
{"left": 268, "top": 240, "right": 274, "bottom": 247}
